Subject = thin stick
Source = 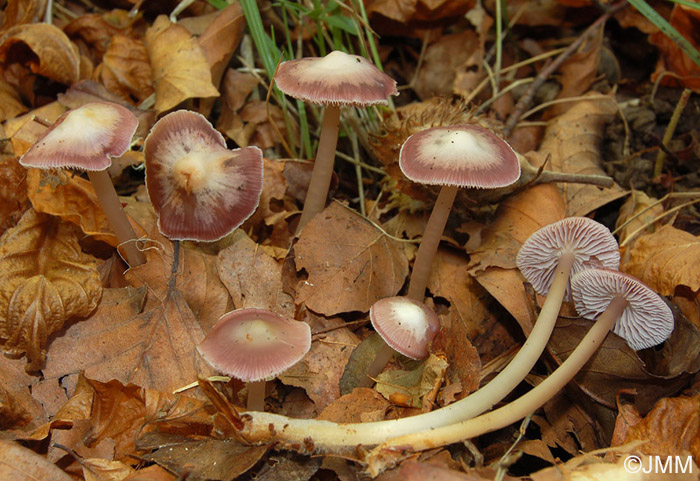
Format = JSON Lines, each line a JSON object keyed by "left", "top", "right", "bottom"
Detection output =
{"left": 654, "top": 88, "right": 691, "bottom": 177}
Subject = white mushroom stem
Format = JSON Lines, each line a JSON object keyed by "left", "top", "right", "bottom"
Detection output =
{"left": 365, "top": 294, "right": 630, "bottom": 476}
{"left": 247, "top": 380, "right": 266, "bottom": 412}
{"left": 87, "top": 170, "right": 146, "bottom": 267}
{"left": 406, "top": 185, "right": 459, "bottom": 301}
{"left": 233, "top": 252, "right": 576, "bottom": 449}
{"left": 296, "top": 105, "right": 341, "bottom": 232}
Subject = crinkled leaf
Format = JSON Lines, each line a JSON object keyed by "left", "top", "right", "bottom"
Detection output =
{"left": 0, "top": 208, "right": 101, "bottom": 371}
{"left": 0, "top": 131, "right": 28, "bottom": 234}
{"left": 375, "top": 354, "right": 448, "bottom": 408}
{"left": 100, "top": 34, "right": 154, "bottom": 104}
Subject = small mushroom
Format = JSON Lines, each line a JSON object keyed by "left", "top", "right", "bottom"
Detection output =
{"left": 361, "top": 296, "right": 440, "bottom": 387}
{"left": 365, "top": 270, "right": 674, "bottom": 468}
{"left": 197, "top": 308, "right": 311, "bottom": 411}
{"left": 400, "top": 124, "right": 520, "bottom": 300}
{"left": 275, "top": 50, "right": 397, "bottom": 231}
{"left": 144, "top": 110, "right": 263, "bottom": 242}
{"left": 19, "top": 101, "right": 146, "bottom": 267}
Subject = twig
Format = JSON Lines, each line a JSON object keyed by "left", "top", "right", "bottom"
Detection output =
{"left": 654, "top": 88, "right": 691, "bottom": 177}
{"left": 504, "top": 1, "right": 627, "bottom": 136}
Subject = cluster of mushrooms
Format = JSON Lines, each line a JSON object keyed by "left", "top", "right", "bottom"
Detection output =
{"left": 18, "top": 51, "right": 675, "bottom": 475}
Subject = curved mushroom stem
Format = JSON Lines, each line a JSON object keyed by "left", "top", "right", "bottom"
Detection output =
{"left": 87, "top": 170, "right": 146, "bottom": 267}
{"left": 296, "top": 105, "right": 341, "bottom": 233}
{"left": 358, "top": 341, "right": 395, "bottom": 388}
{"left": 247, "top": 380, "right": 266, "bottom": 412}
{"left": 406, "top": 185, "right": 459, "bottom": 301}
{"left": 366, "top": 295, "right": 629, "bottom": 475}
{"left": 232, "top": 252, "right": 576, "bottom": 449}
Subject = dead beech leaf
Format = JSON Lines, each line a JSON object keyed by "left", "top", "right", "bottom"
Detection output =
{"left": 650, "top": 5, "right": 700, "bottom": 90}
{"left": 100, "top": 34, "right": 154, "bottom": 104}
{"left": 0, "top": 0, "right": 48, "bottom": 31}
{"left": 0, "top": 23, "right": 81, "bottom": 85}
{"left": 537, "top": 93, "right": 626, "bottom": 217}
{"left": 26, "top": 169, "right": 118, "bottom": 246}
{"left": 294, "top": 202, "right": 409, "bottom": 316}
{"left": 615, "top": 190, "right": 664, "bottom": 247}
{"left": 0, "top": 439, "right": 74, "bottom": 481}
{"left": 145, "top": 15, "right": 219, "bottom": 114}
{"left": 0, "top": 76, "right": 27, "bottom": 121}
{"left": 623, "top": 225, "right": 700, "bottom": 296}
{"left": 80, "top": 458, "right": 135, "bottom": 481}
{"left": 375, "top": 354, "right": 448, "bottom": 408}
{"left": 5, "top": 102, "right": 68, "bottom": 157}
{"left": 0, "top": 133, "right": 28, "bottom": 234}
{"left": 198, "top": 2, "right": 245, "bottom": 87}
{"left": 0, "top": 209, "right": 101, "bottom": 371}
{"left": 318, "top": 387, "right": 390, "bottom": 423}
{"left": 217, "top": 230, "right": 294, "bottom": 317}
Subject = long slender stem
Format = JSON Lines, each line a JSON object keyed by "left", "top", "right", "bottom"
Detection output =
{"left": 296, "top": 105, "right": 341, "bottom": 233}
{"left": 653, "top": 88, "right": 691, "bottom": 177}
{"left": 359, "top": 341, "right": 395, "bottom": 388}
{"left": 407, "top": 185, "right": 459, "bottom": 301}
{"left": 247, "top": 380, "right": 266, "bottom": 411}
{"left": 366, "top": 295, "right": 629, "bottom": 475}
{"left": 87, "top": 170, "right": 146, "bottom": 267}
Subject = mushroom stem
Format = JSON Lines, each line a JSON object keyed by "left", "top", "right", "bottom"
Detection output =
{"left": 359, "top": 341, "right": 395, "bottom": 388}
{"left": 247, "top": 380, "right": 266, "bottom": 412}
{"left": 296, "top": 105, "right": 341, "bottom": 233}
{"left": 406, "top": 185, "right": 459, "bottom": 301}
{"left": 367, "top": 295, "right": 629, "bottom": 473}
{"left": 87, "top": 170, "right": 146, "bottom": 267}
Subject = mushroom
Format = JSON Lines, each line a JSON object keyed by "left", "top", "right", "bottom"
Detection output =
{"left": 274, "top": 50, "right": 397, "bottom": 232}
{"left": 400, "top": 124, "right": 520, "bottom": 300}
{"left": 197, "top": 308, "right": 312, "bottom": 411}
{"left": 143, "top": 110, "right": 263, "bottom": 242}
{"left": 364, "top": 269, "right": 674, "bottom": 473}
{"left": 360, "top": 296, "right": 440, "bottom": 387}
{"left": 19, "top": 101, "right": 146, "bottom": 267}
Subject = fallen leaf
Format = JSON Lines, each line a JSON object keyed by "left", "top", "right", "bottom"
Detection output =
{"left": 198, "top": 2, "right": 245, "bottom": 87}
{"left": 5, "top": 102, "right": 68, "bottom": 157}
{"left": 375, "top": 354, "right": 448, "bottom": 408}
{"left": 294, "top": 202, "right": 409, "bottom": 316}
{"left": 318, "top": 387, "right": 390, "bottom": 423}
{"left": 537, "top": 93, "right": 627, "bottom": 217}
{"left": 26, "top": 169, "right": 118, "bottom": 246}
{"left": 254, "top": 453, "right": 321, "bottom": 481}
{"left": 0, "top": 76, "right": 27, "bottom": 121}
{"left": 622, "top": 225, "right": 700, "bottom": 296}
{"left": 63, "top": 12, "right": 134, "bottom": 60}
{"left": 0, "top": 0, "right": 47, "bottom": 31}
{"left": 79, "top": 457, "right": 135, "bottom": 481}
{"left": 339, "top": 332, "right": 385, "bottom": 395}
{"left": 99, "top": 34, "right": 154, "bottom": 104}
{"left": 144, "top": 15, "right": 219, "bottom": 114}
{"left": 649, "top": 4, "right": 700, "bottom": 90}
{"left": 0, "top": 23, "right": 81, "bottom": 85}
{"left": 0, "top": 208, "right": 102, "bottom": 371}
{"left": 0, "top": 132, "right": 28, "bottom": 234}
{"left": 615, "top": 190, "right": 664, "bottom": 247}
{"left": 0, "top": 439, "right": 73, "bottom": 481}
{"left": 124, "top": 465, "right": 176, "bottom": 481}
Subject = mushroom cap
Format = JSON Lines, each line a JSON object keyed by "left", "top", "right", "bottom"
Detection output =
{"left": 370, "top": 296, "right": 440, "bottom": 359}
{"left": 197, "top": 308, "right": 312, "bottom": 382}
{"left": 516, "top": 217, "right": 620, "bottom": 300}
{"left": 571, "top": 268, "right": 674, "bottom": 350}
{"left": 19, "top": 101, "right": 138, "bottom": 171}
{"left": 275, "top": 50, "right": 398, "bottom": 106}
{"left": 144, "top": 110, "right": 263, "bottom": 242}
{"left": 399, "top": 124, "right": 520, "bottom": 188}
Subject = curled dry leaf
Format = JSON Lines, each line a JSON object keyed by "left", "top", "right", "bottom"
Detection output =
{"left": 615, "top": 190, "right": 663, "bottom": 247}
{"left": 0, "top": 76, "right": 27, "bottom": 121}
{"left": 0, "top": 23, "right": 81, "bottom": 85}
{"left": 26, "top": 169, "right": 119, "bottom": 246}
{"left": 144, "top": 15, "right": 219, "bottom": 114}
{"left": 649, "top": 4, "right": 700, "bottom": 90}
{"left": 198, "top": 2, "right": 245, "bottom": 87}
{"left": 294, "top": 202, "right": 409, "bottom": 315}
{"left": 0, "top": 0, "right": 47, "bottom": 31}
{"left": 0, "top": 208, "right": 102, "bottom": 371}
{"left": 623, "top": 224, "right": 700, "bottom": 295}
{"left": 100, "top": 34, "right": 154, "bottom": 104}
{"left": 0, "top": 130, "right": 28, "bottom": 234}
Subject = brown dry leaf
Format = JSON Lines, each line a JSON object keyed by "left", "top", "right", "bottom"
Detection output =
{"left": 25, "top": 169, "right": 118, "bottom": 246}
{"left": 217, "top": 229, "right": 294, "bottom": 317}
{"left": 317, "top": 387, "right": 390, "bottom": 423}
{"left": 537, "top": 93, "right": 627, "bottom": 217}
{"left": 145, "top": 15, "right": 219, "bottom": 114}
{"left": 0, "top": 0, "right": 47, "bottom": 31}
{"left": 0, "top": 439, "right": 73, "bottom": 481}
{"left": 100, "top": 34, "right": 154, "bottom": 104}
{"left": 0, "top": 23, "right": 81, "bottom": 85}
{"left": 279, "top": 311, "right": 359, "bottom": 410}
{"left": 5, "top": 102, "right": 68, "bottom": 156}
{"left": 367, "top": 0, "right": 475, "bottom": 33}
{"left": 622, "top": 395, "right": 700, "bottom": 460}
{"left": 650, "top": 5, "right": 700, "bottom": 90}
{"left": 375, "top": 354, "right": 448, "bottom": 408}
{"left": 63, "top": 11, "right": 135, "bottom": 61}
{"left": 622, "top": 225, "right": 700, "bottom": 296}
{"left": 124, "top": 465, "right": 176, "bottom": 481}
{"left": 615, "top": 190, "right": 664, "bottom": 247}
{"left": 0, "top": 76, "right": 27, "bottom": 121}
{"left": 79, "top": 458, "right": 134, "bottom": 481}
{"left": 0, "top": 209, "right": 101, "bottom": 371}
{"left": 0, "top": 355, "right": 46, "bottom": 430}
{"left": 294, "top": 202, "right": 409, "bottom": 315}
{"left": 198, "top": 2, "right": 245, "bottom": 87}
{"left": 0, "top": 132, "right": 28, "bottom": 234}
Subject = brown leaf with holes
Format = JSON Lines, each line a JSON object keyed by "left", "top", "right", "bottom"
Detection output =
{"left": 99, "top": 34, "right": 154, "bottom": 104}
{"left": 0, "top": 23, "right": 81, "bottom": 85}
{"left": 623, "top": 225, "right": 700, "bottom": 296}
{"left": 294, "top": 202, "right": 409, "bottom": 316}
{"left": 537, "top": 93, "right": 626, "bottom": 217}
{"left": 0, "top": 208, "right": 101, "bottom": 371}
{"left": 26, "top": 169, "right": 118, "bottom": 246}
{"left": 145, "top": 15, "right": 219, "bottom": 114}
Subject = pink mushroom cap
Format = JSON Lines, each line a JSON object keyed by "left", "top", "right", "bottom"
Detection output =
{"left": 275, "top": 50, "right": 398, "bottom": 106}
{"left": 19, "top": 101, "right": 138, "bottom": 171}
{"left": 197, "top": 308, "right": 312, "bottom": 382}
{"left": 144, "top": 110, "right": 263, "bottom": 242}
{"left": 571, "top": 268, "right": 674, "bottom": 350}
{"left": 516, "top": 217, "right": 620, "bottom": 300}
{"left": 370, "top": 296, "right": 440, "bottom": 359}
{"left": 399, "top": 124, "right": 521, "bottom": 188}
